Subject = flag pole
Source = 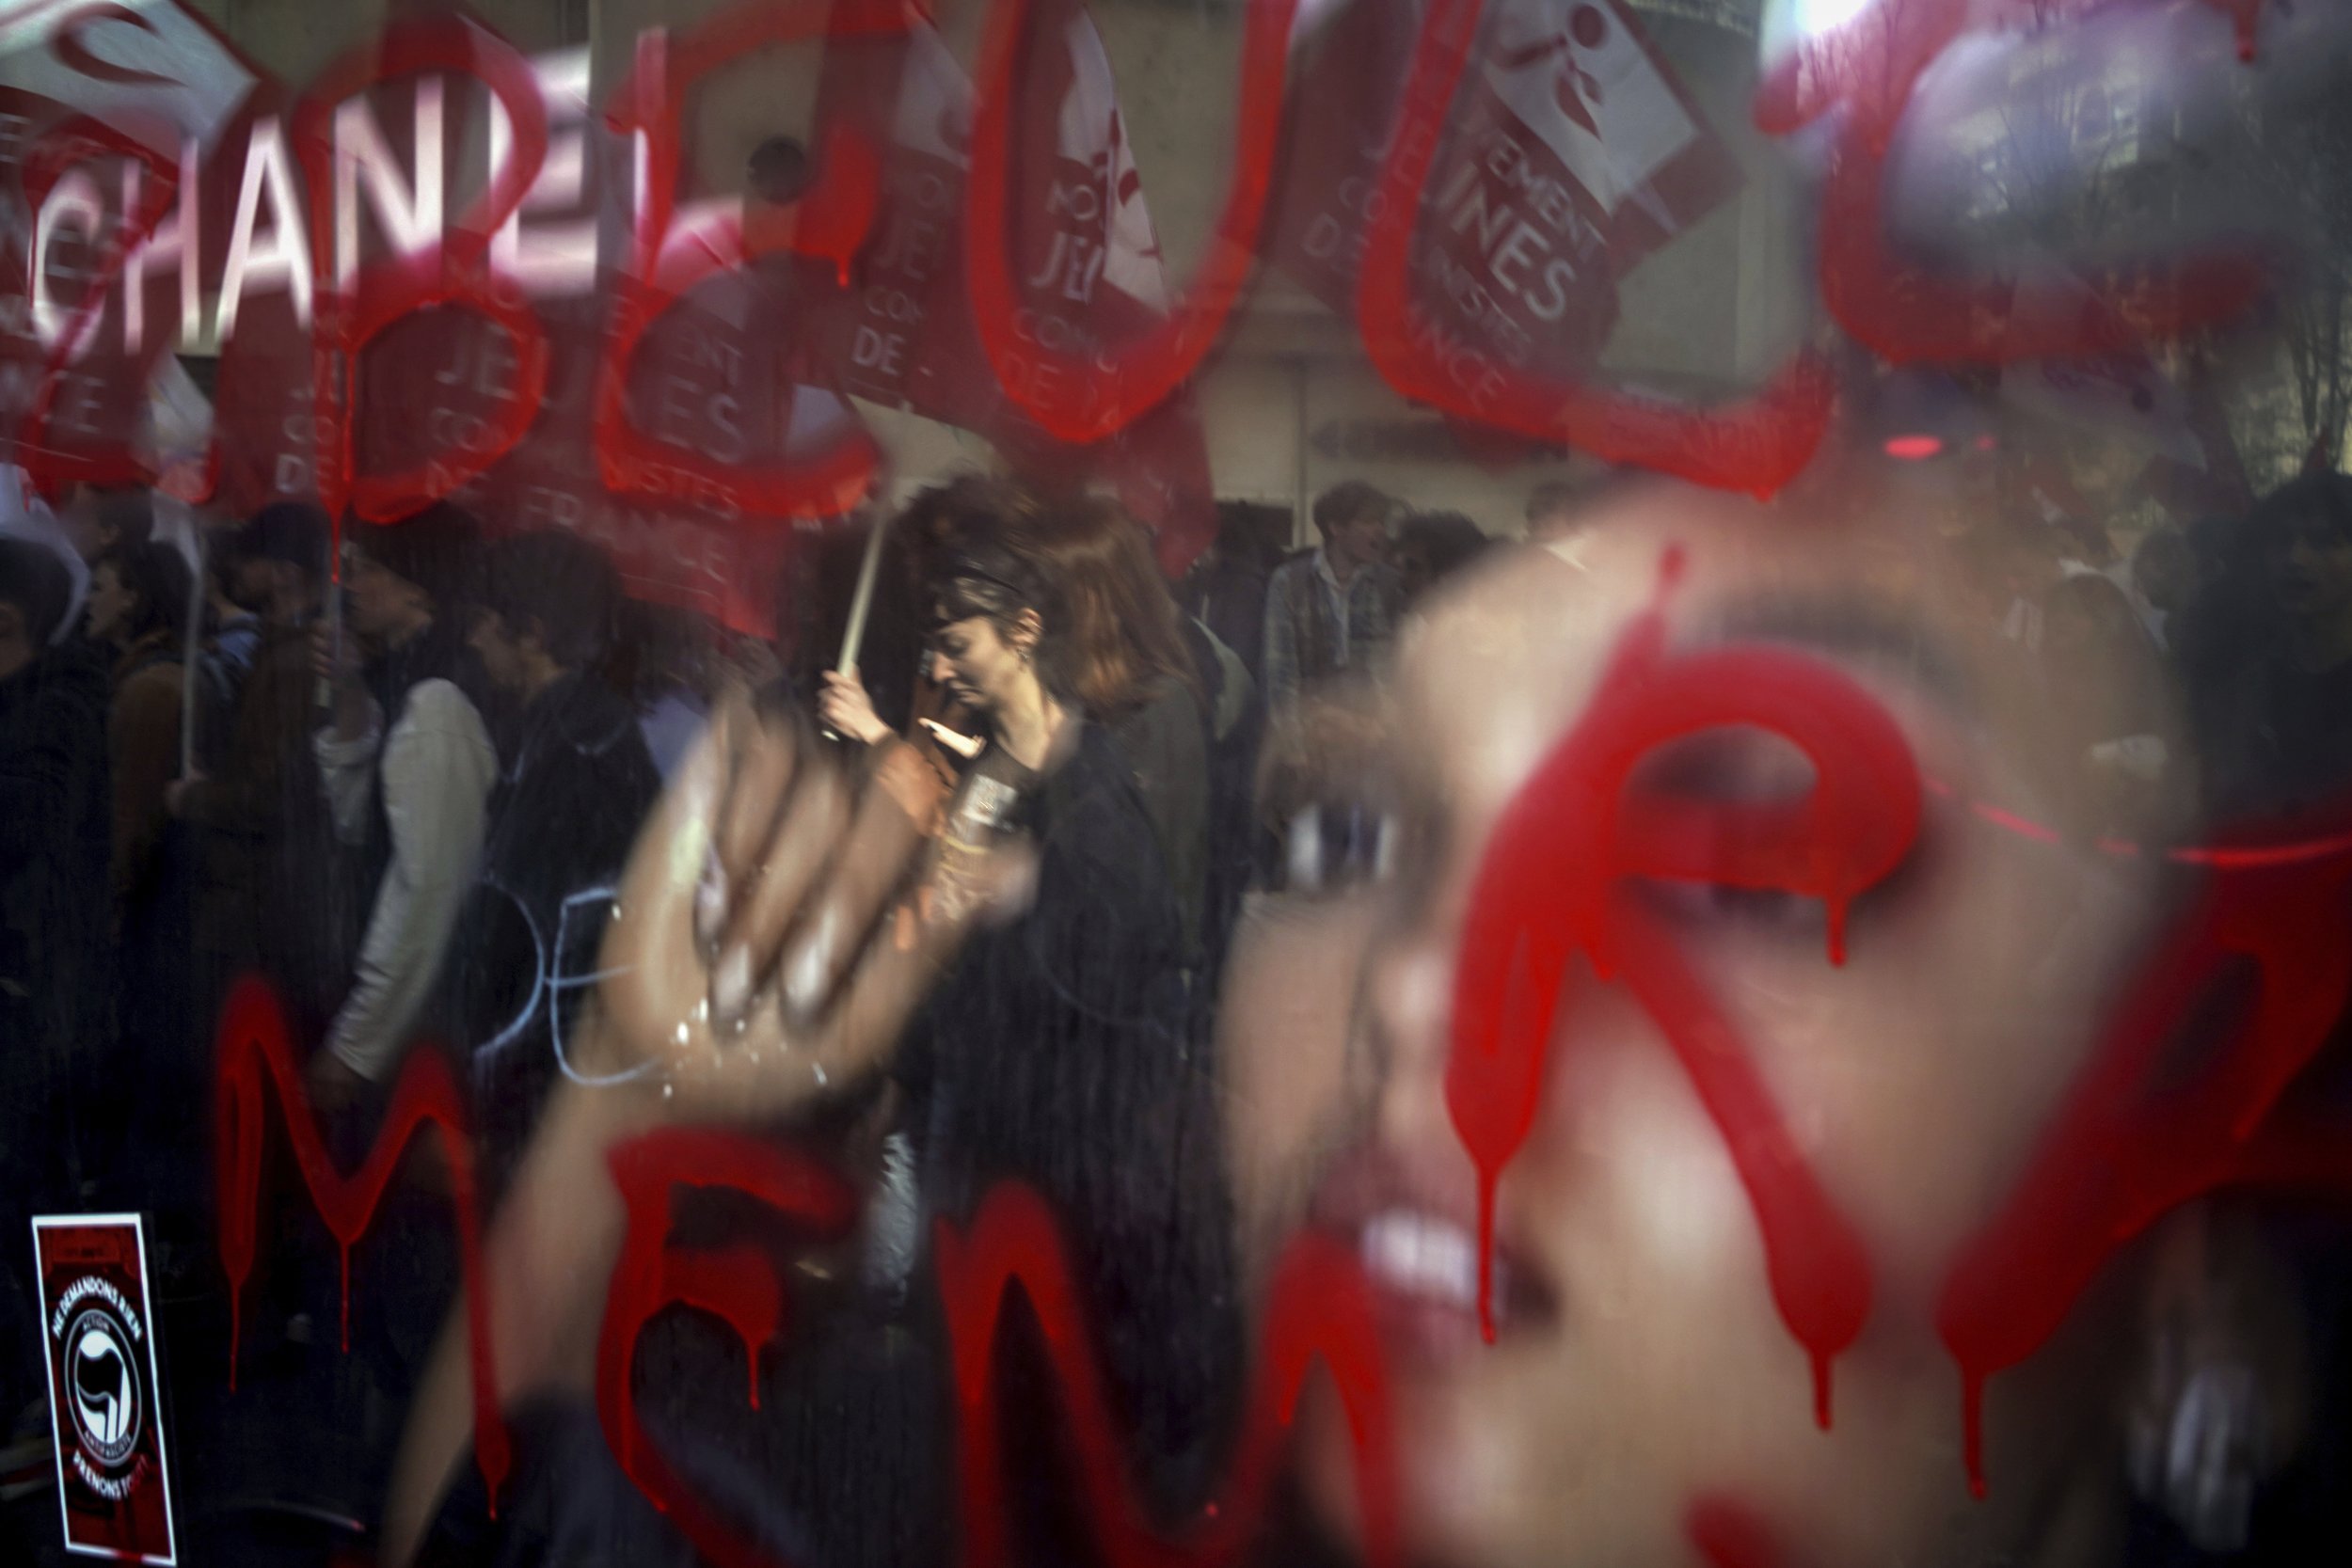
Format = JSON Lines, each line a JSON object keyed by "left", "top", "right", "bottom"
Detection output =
{"left": 182, "top": 524, "right": 205, "bottom": 778}
{"left": 320, "top": 535, "right": 342, "bottom": 714}
{"left": 835, "top": 501, "right": 891, "bottom": 679}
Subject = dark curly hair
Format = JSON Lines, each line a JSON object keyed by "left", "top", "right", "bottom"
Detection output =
{"left": 93, "top": 539, "right": 192, "bottom": 649}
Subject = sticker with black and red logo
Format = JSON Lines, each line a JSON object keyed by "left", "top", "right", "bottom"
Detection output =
{"left": 33, "top": 1213, "right": 178, "bottom": 1564}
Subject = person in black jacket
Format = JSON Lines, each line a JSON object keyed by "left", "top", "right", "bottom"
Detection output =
{"left": 172, "top": 503, "right": 350, "bottom": 1038}
{"left": 456, "top": 531, "right": 662, "bottom": 1193}
{"left": 0, "top": 539, "right": 109, "bottom": 1417}
{"left": 389, "top": 495, "right": 1237, "bottom": 1568}
{"left": 906, "top": 523, "right": 1236, "bottom": 1520}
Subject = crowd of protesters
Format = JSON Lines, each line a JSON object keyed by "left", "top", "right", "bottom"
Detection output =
{"left": 0, "top": 467, "right": 1456, "bottom": 1534}
{"left": 4, "top": 449, "right": 2352, "bottom": 1568}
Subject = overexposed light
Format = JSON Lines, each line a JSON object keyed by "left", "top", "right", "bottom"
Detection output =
{"left": 1758, "top": 0, "right": 1884, "bottom": 73}
{"left": 1794, "top": 0, "right": 1881, "bottom": 39}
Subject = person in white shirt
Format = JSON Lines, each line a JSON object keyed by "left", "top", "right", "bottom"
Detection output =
{"left": 306, "top": 504, "right": 497, "bottom": 1116}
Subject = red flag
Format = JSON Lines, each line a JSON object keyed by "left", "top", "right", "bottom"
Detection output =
{"left": 1266, "top": 0, "right": 1426, "bottom": 321}
{"left": 195, "top": 89, "right": 320, "bottom": 515}
{"left": 986, "top": 0, "right": 1216, "bottom": 572}
{"left": 1273, "top": 0, "right": 1737, "bottom": 436}
{"left": 802, "top": 0, "right": 1221, "bottom": 570}
{"left": 207, "top": 21, "right": 516, "bottom": 524}
{"left": 455, "top": 52, "right": 863, "bottom": 636}
{"left": 1473, "top": 0, "right": 1740, "bottom": 272}
{"left": 0, "top": 0, "right": 261, "bottom": 490}
{"left": 417, "top": 285, "right": 816, "bottom": 639}
{"left": 594, "top": 13, "right": 882, "bottom": 531}
{"left": 806, "top": 4, "right": 1003, "bottom": 432}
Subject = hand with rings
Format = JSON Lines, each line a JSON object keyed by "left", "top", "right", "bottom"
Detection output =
{"left": 588, "top": 688, "right": 1032, "bottom": 1120}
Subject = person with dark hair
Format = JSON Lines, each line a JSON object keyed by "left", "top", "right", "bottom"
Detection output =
{"left": 914, "top": 512, "right": 1232, "bottom": 1506}
{"left": 455, "top": 531, "right": 662, "bottom": 1188}
{"left": 1261, "top": 480, "right": 1400, "bottom": 725}
{"left": 897, "top": 471, "right": 1048, "bottom": 560}
{"left": 1016, "top": 495, "right": 1200, "bottom": 723}
{"left": 2131, "top": 528, "right": 2200, "bottom": 652}
{"left": 170, "top": 503, "right": 346, "bottom": 1031}
{"left": 308, "top": 503, "right": 497, "bottom": 1115}
{"left": 0, "top": 536, "right": 109, "bottom": 1428}
{"left": 1523, "top": 477, "right": 1585, "bottom": 543}
{"left": 919, "top": 531, "right": 1087, "bottom": 784}
{"left": 1013, "top": 495, "right": 1213, "bottom": 960}
{"left": 80, "top": 539, "right": 197, "bottom": 1194}
{"left": 746, "top": 134, "right": 816, "bottom": 207}
{"left": 1395, "top": 508, "right": 1494, "bottom": 606}
{"left": 2206, "top": 471, "right": 2352, "bottom": 816}
{"left": 0, "top": 538, "right": 108, "bottom": 1076}
{"left": 84, "top": 540, "right": 191, "bottom": 925}
{"left": 0, "top": 533, "right": 72, "bottom": 654}
{"left": 196, "top": 525, "right": 265, "bottom": 745}
{"left": 1181, "top": 499, "right": 1288, "bottom": 685}
{"left": 387, "top": 484, "right": 1234, "bottom": 1568}
{"left": 59, "top": 483, "right": 156, "bottom": 563}
{"left": 829, "top": 487, "right": 1216, "bottom": 958}
{"left": 819, "top": 474, "right": 1043, "bottom": 786}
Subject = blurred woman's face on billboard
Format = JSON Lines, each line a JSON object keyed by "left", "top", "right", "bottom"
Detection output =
{"left": 1219, "top": 475, "right": 2189, "bottom": 1568}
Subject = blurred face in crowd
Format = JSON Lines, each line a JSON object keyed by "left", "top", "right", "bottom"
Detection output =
{"left": 929, "top": 611, "right": 1033, "bottom": 725}
{"left": 231, "top": 552, "right": 280, "bottom": 609}
{"left": 1327, "top": 505, "right": 1392, "bottom": 576}
{"left": 2043, "top": 576, "right": 2141, "bottom": 663}
{"left": 83, "top": 559, "right": 131, "bottom": 645}
{"left": 2133, "top": 533, "right": 2199, "bottom": 618}
{"left": 59, "top": 484, "right": 106, "bottom": 562}
{"left": 1393, "top": 537, "right": 1438, "bottom": 605}
{"left": 2265, "top": 505, "right": 2352, "bottom": 627}
{"left": 1220, "top": 477, "right": 2185, "bottom": 1568}
{"left": 343, "top": 548, "right": 427, "bottom": 644}
{"left": 467, "top": 608, "right": 532, "bottom": 697}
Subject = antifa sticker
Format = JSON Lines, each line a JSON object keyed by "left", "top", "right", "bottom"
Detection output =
{"left": 33, "top": 1214, "right": 178, "bottom": 1565}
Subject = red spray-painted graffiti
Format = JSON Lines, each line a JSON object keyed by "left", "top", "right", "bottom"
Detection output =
{"left": 593, "top": 0, "right": 890, "bottom": 523}
{"left": 1446, "top": 549, "right": 1919, "bottom": 1419}
{"left": 1445, "top": 546, "right": 2352, "bottom": 1500}
{"left": 1758, "top": 0, "right": 2266, "bottom": 369}
{"left": 1686, "top": 1493, "right": 1785, "bottom": 1568}
{"left": 961, "top": 0, "right": 1295, "bottom": 446}
{"left": 18, "top": 112, "right": 183, "bottom": 489}
{"left": 215, "top": 696, "right": 2352, "bottom": 1568}
{"left": 1938, "top": 845, "right": 2352, "bottom": 1495}
{"left": 10, "top": 0, "right": 2283, "bottom": 529}
{"left": 286, "top": 15, "right": 552, "bottom": 526}
{"left": 1356, "top": 0, "right": 1837, "bottom": 499}
{"left": 596, "top": 1128, "right": 860, "bottom": 1568}
{"left": 212, "top": 975, "right": 512, "bottom": 1509}
{"left": 214, "top": 975, "right": 1402, "bottom": 1568}
{"left": 932, "top": 1181, "right": 1397, "bottom": 1568}
{"left": 587, "top": 1134, "right": 1411, "bottom": 1568}
{"left": 195, "top": 518, "right": 2352, "bottom": 1567}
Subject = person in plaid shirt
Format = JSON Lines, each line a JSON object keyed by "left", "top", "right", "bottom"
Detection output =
{"left": 1261, "top": 481, "right": 1403, "bottom": 727}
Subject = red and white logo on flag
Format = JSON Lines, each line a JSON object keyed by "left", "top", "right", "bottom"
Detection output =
{"left": 1272, "top": 0, "right": 1738, "bottom": 431}
{"left": 987, "top": 0, "right": 1215, "bottom": 572}
{"left": 807, "top": 4, "right": 1000, "bottom": 432}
